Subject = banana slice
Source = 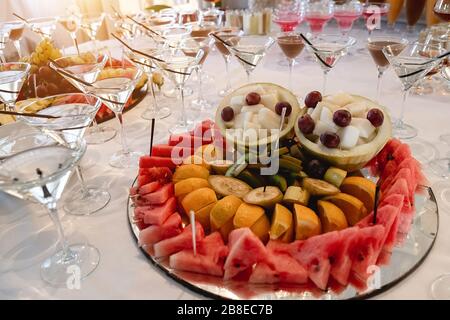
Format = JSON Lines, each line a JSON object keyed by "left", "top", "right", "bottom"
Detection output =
{"left": 302, "top": 178, "right": 340, "bottom": 196}
{"left": 208, "top": 175, "right": 252, "bottom": 199}
{"left": 243, "top": 186, "right": 283, "bottom": 208}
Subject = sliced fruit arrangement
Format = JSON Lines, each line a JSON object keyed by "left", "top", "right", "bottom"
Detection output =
{"left": 130, "top": 95, "right": 424, "bottom": 294}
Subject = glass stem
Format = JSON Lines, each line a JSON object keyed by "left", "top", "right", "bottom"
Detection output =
{"left": 323, "top": 70, "right": 329, "bottom": 95}
{"left": 376, "top": 70, "right": 384, "bottom": 102}
{"left": 13, "top": 40, "right": 22, "bottom": 59}
{"left": 288, "top": 59, "right": 294, "bottom": 92}
{"left": 396, "top": 89, "right": 410, "bottom": 129}
{"left": 47, "top": 203, "right": 70, "bottom": 258}
{"left": 91, "top": 37, "right": 98, "bottom": 55}
{"left": 90, "top": 117, "right": 100, "bottom": 134}
{"left": 116, "top": 111, "right": 129, "bottom": 154}
{"left": 75, "top": 166, "right": 89, "bottom": 196}
{"left": 71, "top": 33, "right": 80, "bottom": 55}
{"left": 225, "top": 55, "right": 231, "bottom": 92}
{"left": 197, "top": 66, "right": 204, "bottom": 102}
{"left": 246, "top": 70, "right": 251, "bottom": 84}
{"left": 179, "top": 86, "right": 187, "bottom": 126}
{"left": 148, "top": 77, "right": 158, "bottom": 113}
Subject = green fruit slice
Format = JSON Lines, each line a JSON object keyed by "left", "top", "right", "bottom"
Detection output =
{"left": 208, "top": 175, "right": 252, "bottom": 199}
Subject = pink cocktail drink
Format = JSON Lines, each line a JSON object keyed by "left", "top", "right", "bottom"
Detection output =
{"left": 273, "top": 13, "right": 302, "bottom": 32}
{"left": 334, "top": 11, "right": 361, "bottom": 33}
{"left": 306, "top": 14, "right": 333, "bottom": 34}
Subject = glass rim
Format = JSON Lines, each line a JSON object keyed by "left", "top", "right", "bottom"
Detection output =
{"left": 27, "top": 16, "right": 59, "bottom": 24}
{"left": 0, "top": 62, "right": 31, "bottom": 82}
{"left": 0, "top": 132, "right": 86, "bottom": 190}
{"left": 50, "top": 54, "right": 108, "bottom": 77}
{"left": 305, "top": 33, "right": 356, "bottom": 49}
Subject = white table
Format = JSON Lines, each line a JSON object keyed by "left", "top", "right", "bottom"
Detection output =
{"left": 1, "top": 26, "right": 450, "bottom": 300}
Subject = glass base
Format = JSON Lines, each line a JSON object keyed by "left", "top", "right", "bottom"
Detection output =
{"left": 63, "top": 187, "right": 111, "bottom": 216}
{"left": 168, "top": 120, "right": 195, "bottom": 135}
{"left": 407, "top": 138, "right": 439, "bottom": 165}
{"left": 431, "top": 180, "right": 450, "bottom": 213}
{"left": 392, "top": 121, "right": 418, "bottom": 140}
{"left": 85, "top": 126, "right": 117, "bottom": 145}
{"left": 141, "top": 107, "right": 171, "bottom": 120}
{"left": 40, "top": 244, "right": 100, "bottom": 287}
{"left": 163, "top": 86, "right": 193, "bottom": 99}
{"left": 431, "top": 274, "right": 450, "bottom": 299}
{"left": 109, "top": 150, "right": 143, "bottom": 168}
{"left": 429, "top": 158, "right": 450, "bottom": 179}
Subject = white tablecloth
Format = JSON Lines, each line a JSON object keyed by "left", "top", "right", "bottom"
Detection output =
{"left": 1, "top": 25, "right": 450, "bottom": 300}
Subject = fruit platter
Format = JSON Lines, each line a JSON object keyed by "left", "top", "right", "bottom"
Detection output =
{"left": 127, "top": 83, "right": 438, "bottom": 299}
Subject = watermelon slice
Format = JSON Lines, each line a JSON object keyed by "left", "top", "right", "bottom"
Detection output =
{"left": 139, "top": 183, "right": 174, "bottom": 205}
{"left": 330, "top": 227, "right": 360, "bottom": 286}
{"left": 139, "top": 213, "right": 182, "bottom": 247}
{"left": 138, "top": 181, "right": 162, "bottom": 196}
{"left": 139, "top": 197, "right": 177, "bottom": 225}
{"left": 392, "top": 143, "right": 412, "bottom": 165}
{"left": 191, "top": 119, "right": 214, "bottom": 137}
{"left": 367, "top": 139, "right": 401, "bottom": 175}
{"left": 168, "top": 134, "right": 212, "bottom": 148}
{"left": 151, "top": 144, "right": 194, "bottom": 159}
{"left": 137, "top": 167, "right": 172, "bottom": 187}
{"left": 154, "top": 222, "right": 205, "bottom": 258}
{"left": 169, "top": 232, "right": 229, "bottom": 277}
{"left": 139, "top": 156, "right": 178, "bottom": 170}
{"left": 381, "top": 178, "right": 412, "bottom": 213}
{"left": 223, "top": 228, "right": 271, "bottom": 280}
{"left": 396, "top": 157, "right": 426, "bottom": 188}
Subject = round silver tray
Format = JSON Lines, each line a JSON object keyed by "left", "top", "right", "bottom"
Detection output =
{"left": 127, "top": 181, "right": 439, "bottom": 300}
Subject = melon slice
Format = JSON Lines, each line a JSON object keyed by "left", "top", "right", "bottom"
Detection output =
{"left": 139, "top": 197, "right": 177, "bottom": 225}
{"left": 138, "top": 213, "right": 182, "bottom": 247}
{"left": 138, "top": 181, "right": 162, "bottom": 196}
{"left": 139, "top": 183, "right": 174, "bottom": 205}
{"left": 330, "top": 227, "right": 360, "bottom": 286}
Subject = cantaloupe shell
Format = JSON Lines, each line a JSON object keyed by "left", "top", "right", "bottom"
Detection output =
{"left": 294, "top": 95, "right": 392, "bottom": 172}
{"left": 215, "top": 83, "right": 301, "bottom": 150}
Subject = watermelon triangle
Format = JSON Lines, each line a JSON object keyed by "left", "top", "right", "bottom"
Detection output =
{"left": 153, "top": 222, "right": 204, "bottom": 258}
{"left": 392, "top": 143, "right": 412, "bottom": 166}
{"left": 330, "top": 227, "right": 360, "bottom": 286}
{"left": 138, "top": 212, "right": 182, "bottom": 247}
{"left": 381, "top": 178, "right": 412, "bottom": 213}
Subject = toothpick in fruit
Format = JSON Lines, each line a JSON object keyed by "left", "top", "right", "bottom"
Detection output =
{"left": 274, "top": 107, "right": 287, "bottom": 152}
{"left": 190, "top": 210, "right": 197, "bottom": 256}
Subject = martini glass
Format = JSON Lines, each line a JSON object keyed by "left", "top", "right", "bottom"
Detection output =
{"left": 367, "top": 36, "right": 408, "bottom": 102}
{"left": 59, "top": 15, "right": 81, "bottom": 55}
{"left": 277, "top": 32, "right": 305, "bottom": 94}
{"left": 0, "top": 62, "right": 30, "bottom": 111}
{"left": 28, "top": 17, "right": 58, "bottom": 40}
{"left": 303, "top": 33, "right": 356, "bottom": 94}
{"left": 334, "top": 0, "right": 363, "bottom": 36}
{"left": 180, "top": 36, "right": 214, "bottom": 112}
{"left": 0, "top": 24, "right": 11, "bottom": 63}
{"left": 18, "top": 93, "right": 111, "bottom": 216}
{"left": 179, "top": 8, "right": 200, "bottom": 26}
{"left": 0, "top": 132, "right": 100, "bottom": 286}
{"left": 90, "top": 65, "right": 144, "bottom": 168}
{"left": 356, "top": 2, "right": 390, "bottom": 55}
{"left": 305, "top": 0, "right": 334, "bottom": 35}
{"left": 224, "top": 35, "right": 276, "bottom": 83}
{"left": 199, "top": 7, "right": 224, "bottom": 28}
{"left": 4, "top": 21, "right": 25, "bottom": 59}
{"left": 273, "top": 1, "right": 304, "bottom": 32}
{"left": 81, "top": 13, "right": 106, "bottom": 54}
{"left": 153, "top": 48, "right": 204, "bottom": 134}
{"left": 382, "top": 42, "right": 445, "bottom": 139}
{"left": 49, "top": 53, "right": 117, "bottom": 144}
{"left": 210, "top": 27, "right": 244, "bottom": 97}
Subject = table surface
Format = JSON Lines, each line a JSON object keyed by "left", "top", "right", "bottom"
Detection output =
{"left": 1, "top": 24, "right": 450, "bottom": 300}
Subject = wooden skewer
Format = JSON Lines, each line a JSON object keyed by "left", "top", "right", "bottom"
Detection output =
{"left": 300, "top": 33, "right": 333, "bottom": 69}
{"left": 13, "top": 13, "right": 28, "bottom": 23}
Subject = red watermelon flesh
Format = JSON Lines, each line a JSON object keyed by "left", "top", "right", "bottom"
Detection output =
{"left": 379, "top": 160, "right": 397, "bottom": 186}
{"left": 154, "top": 222, "right": 205, "bottom": 258}
{"left": 140, "top": 197, "right": 177, "bottom": 225}
{"left": 151, "top": 144, "right": 194, "bottom": 159}
{"left": 392, "top": 143, "right": 412, "bottom": 165}
{"left": 139, "top": 156, "right": 177, "bottom": 170}
{"left": 169, "top": 232, "right": 228, "bottom": 277}
{"left": 330, "top": 227, "right": 360, "bottom": 286}
{"left": 138, "top": 212, "right": 182, "bottom": 247}
{"left": 382, "top": 178, "right": 412, "bottom": 213}
{"left": 137, "top": 167, "right": 172, "bottom": 186}
{"left": 348, "top": 225, "right": 385, "bottom": 282}
{"left": 138, "top": 181, "right": 162, "bottom": 196}
{"left": 368, "top": 139, "right": 402, "bottom": 174}
{"left": 378, "top": 194, "right": 404, "bottom": 252}
{"left": 139, "top": 183, "right": 174, "bottom": 205}
{"left": 168, "top": 134, "right": 212, "bottom": 148}
{"left": 397, "top": 157, "right": 426, "bottom": 187}
{"left": 224, "top": 228, "right": 271, "bottom": 280}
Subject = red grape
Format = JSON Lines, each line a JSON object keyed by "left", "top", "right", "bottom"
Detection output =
{"left": 320, "top": 132, "right": 340, "bottom": 148}
{"left": 245, "top": 92, "right": 261, "bottom": 105}
{"left": 36, "top": 84, "right": 48, "bottom": 97}
{"left": 298, "top": 114, "right": 315, "bottom": 134}
{"left": 221, "top": 106, "right": 234, "bottom": 122}
{"left": 367, "top": 108, "right": 384, "bottom": 127}
{"left": 333, "top": 109, "right": 352, "bottom": 127}
{"left": 304, "top": 91, "right": 322, "bottom": 108}
{"left": 275, "top": 102, "right": 292, "bottom": 116}
{"left": 306, "top": 159, "right": 327, "bottom": 179}
{"left": 47, "top": 83, "right": 59, "bottom": 96}
{"left": 38, "top": 66, "right": 53, "bottom": 81}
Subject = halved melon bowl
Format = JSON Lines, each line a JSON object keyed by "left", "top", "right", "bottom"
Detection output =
{"left": 295, "top": 93, "right": 392, "bottom": 172}
{"left": 215, "top": 82, "right": 301, "bottom": 150}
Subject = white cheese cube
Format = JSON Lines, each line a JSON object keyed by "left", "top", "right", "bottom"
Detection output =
{"left": 313, "top": 120, "right": 339, "bottom": 136}
{"left": 352, "top": 118, "right": 375, "bottom": 139}
{"left": 338, "top": 125, "right": 360, "bottom": 149}
{"left": 310, "top": 104, "right": 323, "bottom": 122}
{"left": 320, "top": 107, "right": 333, "bottom": 124}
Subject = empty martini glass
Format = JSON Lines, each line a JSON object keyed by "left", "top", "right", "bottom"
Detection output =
{"left": 382, "top": 42, "right": 445, "bottom": 139}
{"left": 153, "top": 48, "right": 204, "bottom": 134}
{"left": 367, "top": 36, "right": 408, "bottom": 102}
{"left": 210, "top": 27, "right": 244, "bottom": 97}
{"left": 0, "top": 24, "right": 11, "bottom": 63}
{"left": 0, "top": 132, "right": 100, "bottom": 286}
{"left": 180, "top": 36, "right": 214, "bottom": 112}
{"left": 49, "top": 53, "right": 117, "bottom": 144}
{"left": 303, "top": 33, "right": 356, "bottom": 94}
{"left": 224, "top": 35, "right": 276, "bottom": 83}
{"left": 277, "top": 32, "right": 305, "bottom": 94}
{"left": 0, "top": 62, "right": 30, "bottom": 111}
{"left": 4, "top": 21, "right": 25, "bottom": 59}
{"left": 18, "top": 93, "right": 111, "bottom": 216}
{"left": 59, "top": 14, "right": 81, "bottom": 54}
{"left": 28, "top": 17, "right": 58, "bottom": 40}
{"left": 81, "top": 13, "right": 106, "bottom": 54}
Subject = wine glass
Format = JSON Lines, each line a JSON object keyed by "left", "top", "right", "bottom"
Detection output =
{"left": 210, "top": 27, "right": 244, "bottom": 97}
{"left": 277, "top": 32, "right": 305, "bottom": 94}
{"left": 434, "top": 0, "right": 450, "bottom": 21}
{"left": 334, "top": 0, "right": 363, "bottom": 36}
{"left": 405, "top": 0, "right": 427, "bottom": 33}
{"left": 28, "top": 17, "right": 58, "bottom": 40}
{"left": 357, "top": 2, "right": 390, "bottom": 54}
{"left": 179, "top": 8, "right": 200, "bottom": 26}
{"left": 0, "top": 62, "right": 30, "bottom": 111}
{"left": 199, "top": 7, "right": 224, "bottom": 28}
{"left": 4, "top": 21, "right": 25, "bottom": 59}
{"left": 0, "top": 24, "right": 11, "bottom": 63}
{"left": 224, "top": 35, "right": 276, "bottom": 83}
{"left": 49, "top": 53, "right": 117, "bottom": 145}
{"left": 153, "top": 48, "right": 204, "bottom": 134}
{"left": 367, "top": 36, "right": 408, "bottom": 102}
{"left": 273, "top": 1, "right": 305, "bottom": 32}
{"left": 382, "top": 42, "right": 445, "bottom": 139}
{"left": 59, "top": 14, "right": 81, "bottom": 55}
{"left": 387, "top": 0, "right": 405, "bottom": 29}
{"left": 305, "top": 0, "right": 334, "bottom": 35}
{"left": 18, "top": 93, "right": 111, "bottom": 216}
{"left": 81, "top": 13, "right": 106, "bottom": 54}
{"left": 303, "top": 33, "right": 356, "bottom": 94}
{"left": 180, "top": 36, "right": 214, "bottom": 112}
{"left": 0, "top": 132, "right": 100, "bottom": 286}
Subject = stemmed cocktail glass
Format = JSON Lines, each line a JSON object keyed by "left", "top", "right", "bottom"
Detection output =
{"left": 59, "top": 14, "right": 81, "bottom": 55}
{"left": 0, "top": 62, "right": 30, "bottom": 111}
{"left": 81, "top": 13, "right": 106, "bottom": 54}
{"left": 273, "top": 1, "right": 305, "bottom": 32}
{"left": 387, "top": 0, "right": 405, "bottom": 30}
{"left": 0, "top": 24, "right": 11, "bottom": 63}
{"left": 28, "top": 17, "right": 58, "bottom": 40}
{"left": 303, "top": 33, "right": 356, "bottom": 94}
{"left": 277, "top": 32, "right": 305, "bottom": 94}
{"left": 153, "top": 48, "right": 204, "bottom": 134}
{"left": 210, "top": 27, "right": 244, "bottom": 97}
{"left": 18, "top": 93, "right": 111, "bottom": 216}
{"left": 4, "top": 21, "right": 25, "bottom": 59}
{"left": 334, "top": 0, "right": 362, "bottom": 36}
{"left": 367, "top": 36, "right": 408, "bottom": 102}
{"left": 224, "top": 35, "right": 276, "bottom": 83}
{"left": 0, "top": 132, "right": 100, "bottom": 286}
{"left": 305, "top": 0, "right": 334, "bottom": 35}
{"left": 357, "top": 2, "right": 390, "bottom": 55}
{"left": 383, "top": 42, "right": 445, "bottom": 140}
{"left": 180, "top": 36, "right": 214, "bottom": 112}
